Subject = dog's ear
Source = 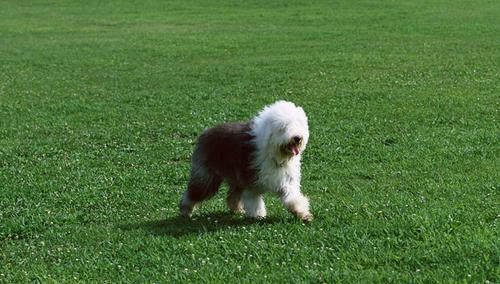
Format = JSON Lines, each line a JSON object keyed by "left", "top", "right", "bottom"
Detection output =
{"left": 267, "top": 131, "right": 274, "bottom": 145}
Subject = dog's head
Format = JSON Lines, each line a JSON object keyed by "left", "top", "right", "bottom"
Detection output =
{"left": 252, "top": 101, "right": 309, "bottom": 160}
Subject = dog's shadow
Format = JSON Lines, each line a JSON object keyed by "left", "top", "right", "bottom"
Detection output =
{"left": 118, "top": 212, "right": 282, "bottom": 238}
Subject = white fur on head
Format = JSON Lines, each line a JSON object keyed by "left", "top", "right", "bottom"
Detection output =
{"left": 250, "top": 100, "right": 309, "bottom": 193}
{"left": 251, "top": 100, "right": 309, "bottom": 158}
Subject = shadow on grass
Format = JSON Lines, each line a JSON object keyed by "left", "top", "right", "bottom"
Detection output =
{"left": 118, "top": 211, "right": 281, "bottom": 237}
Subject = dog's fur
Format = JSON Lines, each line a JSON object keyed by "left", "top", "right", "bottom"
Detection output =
{"left": 179, "top": 101, "right": 312, "bottom": 221}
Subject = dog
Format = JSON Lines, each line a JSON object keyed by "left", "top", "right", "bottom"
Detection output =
{"left": 179, "top": 100, "right": 312, "bottom": 222}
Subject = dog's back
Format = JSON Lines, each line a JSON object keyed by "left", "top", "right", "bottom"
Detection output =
{"left": 194, "top": 123, "right": 256, "bottom": 185}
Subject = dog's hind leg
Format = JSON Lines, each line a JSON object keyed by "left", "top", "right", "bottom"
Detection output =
{"left": 226, "top": 183, "right": 244, "bottom": 214}
{"left": 179, "top": 166, "right": 222, "bottom": 217}
{"left": 241, "top": 190, "right": 266, "bottom": 219}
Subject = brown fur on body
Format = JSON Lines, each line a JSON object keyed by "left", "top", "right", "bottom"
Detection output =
{"left": 180, "top": 122, "right": 257, "bottom": 214}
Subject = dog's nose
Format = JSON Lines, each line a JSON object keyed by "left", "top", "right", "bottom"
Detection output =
{"left": 293, "top": 136, "right": 302, "bottom": 144}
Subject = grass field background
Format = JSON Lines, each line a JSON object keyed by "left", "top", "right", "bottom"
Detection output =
{"left": 1, "top": 0, "right": 498, "bottom": 282}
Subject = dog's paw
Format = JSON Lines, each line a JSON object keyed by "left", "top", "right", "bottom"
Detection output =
{"left": 180, "top": 205, "right": 193, "bottom": 218}
{"left": 245, "top": 209, "right": 267, "bottom": 220}
{"left": 298, "top": 212, "right": 313, "bottom": 223}
{"left": 179, "top": 200, "right": 197, "bottom": 218}
{"left": 230, "top": 207, "right": 245, "bottom": 214}
{"left": 246, "top": 212, "right": 267, "bottom": 220}
{"left": 228, "top": 202, "right": 245, "bottom": 214}
{"left": 251, "top": 215, "right": 266, "bottom": 221}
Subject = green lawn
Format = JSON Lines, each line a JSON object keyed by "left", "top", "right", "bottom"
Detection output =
{"left": 1, "top": 0, "right": 499, "bottom": 282}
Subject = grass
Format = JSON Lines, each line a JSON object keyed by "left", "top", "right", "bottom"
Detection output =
{"left": 0, "top": 0, "right": 498, "bottom": 282}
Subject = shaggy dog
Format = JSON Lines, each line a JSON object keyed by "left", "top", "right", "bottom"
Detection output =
{"left": 179, "top": 101, "right": 312, "bottom": 222}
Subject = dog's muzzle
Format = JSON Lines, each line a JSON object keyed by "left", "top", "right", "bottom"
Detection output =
{"left": 282, "top": 136, "right": 302, "bottom": 156}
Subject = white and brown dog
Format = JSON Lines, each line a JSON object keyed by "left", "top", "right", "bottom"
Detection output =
{"left": 179, "top": 101, "right": 312, "bottom": 222}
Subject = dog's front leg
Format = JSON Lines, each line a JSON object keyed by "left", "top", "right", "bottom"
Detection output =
{"left": 280, "top": 187, "right": 313, "bottom": 222}
{"left": 241, "top": 190, "right": 267, "bottom": 219}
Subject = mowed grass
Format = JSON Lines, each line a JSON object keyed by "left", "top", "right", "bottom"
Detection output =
{"left": 1, "top": 0, "right": 499, "bottom": 282}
